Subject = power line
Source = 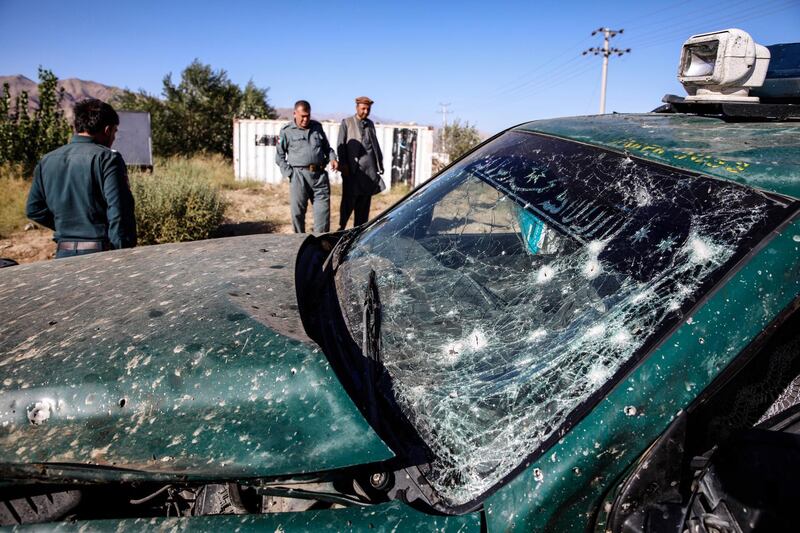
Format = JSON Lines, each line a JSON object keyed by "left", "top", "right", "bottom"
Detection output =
{"left": 630, "top": 0, "right": 797, "bottom": 50}
{"left": 463, "top": 0, "right": 788, "bottom": 107}
{"left": 612, "top": 0, "right": 697, "bottom": 28}
{"left": 448, "top": 0, "right": 795, "bottom": 121}
{"left": 487, "top": 34, "right": 595, "bottom": 98}
{"left": 615, "top": 0, "right": 751, "bottom": 39}
{"left": 622, "top": 0, "right": 788, "bottom": 47}
{"left": 582, "top": 28, "right": 631, "bottom": 114}
{"left": 501, "top": 59, "right": 597, "bottom": 103}
{"left": 438, "top": 102, "right": 450, "bottom": 154}
{"left": 495, "top": 55, "right": 586, "bottom": 100}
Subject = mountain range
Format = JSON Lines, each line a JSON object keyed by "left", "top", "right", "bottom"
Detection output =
{"left": 0, "top": 75, "right": 121, "bottom": 120}
{"left": 1, "top": 75, "right": 405, "bottom": 125}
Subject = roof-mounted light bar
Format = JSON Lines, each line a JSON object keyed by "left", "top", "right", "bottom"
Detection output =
{"left": 679, "top": 28, "right": 770, "bottom": 103}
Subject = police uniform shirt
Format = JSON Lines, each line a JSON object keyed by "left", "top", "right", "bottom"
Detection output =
{"left": 276, "top": 120, "right": 336, "bottom": 177}
{"left": 26, "top": 135, "right": 137, "bottom": 249}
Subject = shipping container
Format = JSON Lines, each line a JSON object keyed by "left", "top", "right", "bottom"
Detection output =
{"left": 233, "top": 119, "right": 434, "bottom": 190}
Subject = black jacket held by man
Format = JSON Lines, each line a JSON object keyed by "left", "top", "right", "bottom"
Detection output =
{"left": 26, "top": 135, "right": 137, "bottom": 249}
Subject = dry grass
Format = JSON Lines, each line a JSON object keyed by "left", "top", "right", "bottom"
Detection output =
{"left": 0, "top": 164, "right": 32, "bottom": 238}
{"left": 0, "top": 155, "right": 414, "bottom": 264}
{"left": 133, "top": 154, "right": 261, "bottom": 190}
{"left": 219, "top": 182, "right": 410, "bottom": 235}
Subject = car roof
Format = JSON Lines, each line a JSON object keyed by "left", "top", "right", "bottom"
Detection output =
{"left": 516, "top": 113, "right": 800, "bottom": 200}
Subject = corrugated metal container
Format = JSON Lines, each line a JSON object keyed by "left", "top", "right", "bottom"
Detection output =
{"left": 233, "top": 119, "right": 434, "bottom": 190}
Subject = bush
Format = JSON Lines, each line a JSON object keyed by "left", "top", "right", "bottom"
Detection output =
{"left": 130, "top": 172, "right": 226, "bottom": 245}
{"left": 0, "top": 163, "right": 31, "bottom": 238}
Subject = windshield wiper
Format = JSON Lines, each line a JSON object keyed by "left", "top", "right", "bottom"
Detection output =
{"left": 362, "top": 269, "right": 382, "bottom": 363}
{"left": 362, "top": 269, "right": 383, "bottom": 424}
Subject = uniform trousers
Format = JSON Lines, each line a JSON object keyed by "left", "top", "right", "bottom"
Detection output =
{"left": 290, "top": 168, "right": 330, "bottom": 234}
{"left": 339, "top": 193, "right": 372, "bottom": 230}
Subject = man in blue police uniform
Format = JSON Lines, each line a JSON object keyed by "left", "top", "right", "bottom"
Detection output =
{"left": 276, "top": 100, "right": 338, "bottom": 233}
{"left": 337, "top": 96, "right": 384, "bottom": 230}
{"left": 26, "top": 98, "right": 137, "bottom": 259}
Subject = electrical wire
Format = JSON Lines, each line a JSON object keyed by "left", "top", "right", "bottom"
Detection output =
{"left": 129, "top": 484, "right": 173, "bottom": 505}
{"left": 502, "top": 60, "right": 599, "bottom": 103}
{"left": 612, "top": 0, "right": 697, "bottom": 28}
{"left": 619, "top": 0, "right": 755, "bottom": 45}
{"left": 487, "top": 35, "right": 596, "bottom": 98}
{"left": 624, "top": 0, "right": 794, "bottom": 48}
{"left": 494, "top": 55, "right": 587, "bottom": 100}
{"left": 449, "top": 0, "right": 797, "bottom": 121}
{"left": 491, "top": 0, "right": 763, "bottom": 102}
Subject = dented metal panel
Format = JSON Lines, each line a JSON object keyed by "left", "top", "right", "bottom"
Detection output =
{"left": 0, "top": 235, "right": 393, "bottom": 480}
{"left": 2, "top": 110, "right": 798, "bottom": 530}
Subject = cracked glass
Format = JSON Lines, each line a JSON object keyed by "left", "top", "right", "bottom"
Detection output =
{"left": 334, "top": 130, "right": 793, "bottom": 506}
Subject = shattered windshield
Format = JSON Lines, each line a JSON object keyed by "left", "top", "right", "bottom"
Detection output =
{"left": 333, "top": 131, "right": 793, "bottom": 507}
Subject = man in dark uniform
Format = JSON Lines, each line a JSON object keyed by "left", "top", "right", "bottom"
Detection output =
{"left": 336, "top": 96, "right": 384, "bottom": 231}
{"left": 26, "top": 98, "right": 137, "bottom": 259}
{"left": 276, "top": 100, "right": 338, "bottom": 233}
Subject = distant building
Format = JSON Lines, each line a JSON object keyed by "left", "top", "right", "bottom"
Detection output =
{"left": 233, "top": 119, "right": 434, "bottom": 190}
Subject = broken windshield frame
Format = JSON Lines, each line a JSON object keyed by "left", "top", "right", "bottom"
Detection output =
{"left": 332, "top": 130, "right": 796, "bottom": 511}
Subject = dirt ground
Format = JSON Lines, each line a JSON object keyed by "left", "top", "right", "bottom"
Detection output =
{"left": 0, "top": 228, "right": 56, "bottom": 263}
{"left": 0, "top": 183, "right": 409, "bottom": 265}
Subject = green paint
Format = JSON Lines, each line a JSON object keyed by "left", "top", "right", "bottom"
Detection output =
{"left": 517, "top": 114, "right": 800, "bottom": 199}
{"left": 1, "top": 114, "right": 798, "bottom": 528}
{"left": 9, "top": 500, "right": 481, "bottom": 532}
{"left": 485, "top": 218, "right": 800, "bottom": 531}
{"left": 0, "top": 235, "right": 394, "bottom": 481}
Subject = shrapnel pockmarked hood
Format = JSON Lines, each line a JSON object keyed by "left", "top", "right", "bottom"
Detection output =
{"left": 0, "top": 235, "right": 393, "bottom": 481}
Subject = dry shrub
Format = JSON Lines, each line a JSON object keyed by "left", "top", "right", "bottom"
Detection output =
{"left": 130, "top": 172, "right": 226, "bottom": 245}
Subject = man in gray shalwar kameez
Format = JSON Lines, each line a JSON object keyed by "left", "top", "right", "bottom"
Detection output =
{"left": 337, "top": 96, "right": 384, "bottom": 230}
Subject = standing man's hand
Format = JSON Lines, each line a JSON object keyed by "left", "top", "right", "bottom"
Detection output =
{"left": 330, "top": 160, "right": 339, "bottom": 172}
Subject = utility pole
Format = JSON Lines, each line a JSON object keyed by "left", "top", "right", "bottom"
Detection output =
{"left": 438, "top": 102, "right": 450, "bottom": 156}
{"left": 583, "top": 28, "right": 631, "bottom": 114}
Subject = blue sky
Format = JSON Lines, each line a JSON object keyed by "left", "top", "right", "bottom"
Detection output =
{"left": 1, "top": 0, "right": 797, "bottom": 134}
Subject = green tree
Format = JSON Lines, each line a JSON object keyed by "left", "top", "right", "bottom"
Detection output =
{"left": 444, "top": 119, "right": 482, "bottom": 162}
{"left": 0, "top": 68, "right": 71, "bottom": 173}
{"left": 237, "top": 80, "right": 277, "bottom": 120}
{"left": 116, "top": 60, "right": 276, "bottom": 158}
{"left": 162, "top": 60, "right": 241, "bottom": 157}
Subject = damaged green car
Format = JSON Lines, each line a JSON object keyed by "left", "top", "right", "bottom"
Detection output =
{"left": 2, "top": 42, "right": 800, "bottom": 533}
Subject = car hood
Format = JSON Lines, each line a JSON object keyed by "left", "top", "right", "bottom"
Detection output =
{"left": 517, "top": 114, "right": 800, "bottom": 199}
{"left": 0, "top": 235, "right": 394, "bottom": 481}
